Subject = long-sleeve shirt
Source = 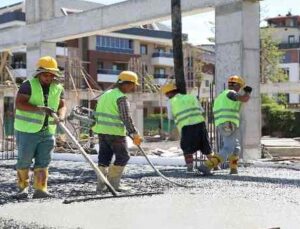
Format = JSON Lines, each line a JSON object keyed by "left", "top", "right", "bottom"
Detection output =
{"left": 117, "top": 96, "right": 138, "bottom": 135}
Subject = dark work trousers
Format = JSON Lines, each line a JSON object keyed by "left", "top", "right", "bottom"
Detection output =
{"left": 98, "top": 134, "right": 130, "bottom": 167}
{"left": 180, "top": 122, "right": 212, "bottom": 156}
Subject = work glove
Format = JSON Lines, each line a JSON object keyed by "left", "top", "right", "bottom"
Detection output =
{"left": 133, "top": 134, "right": 143, "bottom": 146}
{"left": 37, "top": 106, "right": 55, "bottom": 116}
{"left": 243, "top": 86, "right": 252, "bottom": 94}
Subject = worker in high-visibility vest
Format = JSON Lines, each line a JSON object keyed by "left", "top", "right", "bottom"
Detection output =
{"left": 161, "top": 83, "right": 214, "bottom": 173}
{"left": 198, "top": 75, "right": 252, "bottom": 175}
{"left": 93, "top": 71, "right": 142, "bottom": 192}
{"left": 14, "top": 56, "right": 66, "bottom": 199}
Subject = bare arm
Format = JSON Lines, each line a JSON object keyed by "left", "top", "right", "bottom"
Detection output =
{"left": 237, "top": 94, "right": 250, "bottom": 103}
{"left": 15, "top": 93, "right": 41, "bottom": 112}
{"left": 227, "top": 91, "right": 250, "bottom": 103}
{"left": 57, "top": 99, "right": 67, "bottom": 120}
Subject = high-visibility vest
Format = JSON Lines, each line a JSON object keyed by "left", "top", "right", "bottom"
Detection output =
{"left": 213, "top": 89, "right": 241, "bottom": 127}
{"left": 92, "top": 88, "right": 126, "bottom": 136}
{"left": 170, "top": 94, "right": 205, "bottom": 132}
{"left": 14, "top": 78, "right": 63, "bottom": 134}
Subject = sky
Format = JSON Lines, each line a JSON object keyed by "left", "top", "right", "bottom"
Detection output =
{"left": 1, "top": 0, "right": 300, "bottom": 44}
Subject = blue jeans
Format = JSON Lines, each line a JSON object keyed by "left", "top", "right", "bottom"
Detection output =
{"left": 16, "top": 129, "right": 55, "bottom": 169}
{"left": 218, "top": 122, "right": 240, "bottom": 160}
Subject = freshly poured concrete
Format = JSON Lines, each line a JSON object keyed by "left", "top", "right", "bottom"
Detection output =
{"left": 1, "top": 161, "right": 299, "bottom": 229}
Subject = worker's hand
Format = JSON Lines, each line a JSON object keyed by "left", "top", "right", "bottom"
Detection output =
{"left": 37, "top": 106, "right": 55, "bottom": 116}
{"left": 243, "top": 86, "right": 252, "bottom": 94}
{"left": 54, "top": 116, "right": 65, "bottom": 124}
{"left": 133, "top": 134, "right": 143, "bottom": 146}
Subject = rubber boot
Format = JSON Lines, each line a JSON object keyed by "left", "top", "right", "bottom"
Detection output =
{"left": 32, "top": 168, "right": 53, "bottom": 199}
{"left": 229, "top": 154, "right": 239, "bottom": 175}
{"left": 207, "top": 153, "right": 221, "bottom": 170}
{"left": 107, "top": 165, "right": 130, "bottom": 192}
{"left": 96, "top": 166, "right": 108, "bottom": 193}
{"left": 184, "top": 154, "right": 195, "bottom": 173}
{"left": 14, "top": 169, "right": 30, "bottom": 199}
{"left": 198, "top": 154, "right": 223, "bottom": 176}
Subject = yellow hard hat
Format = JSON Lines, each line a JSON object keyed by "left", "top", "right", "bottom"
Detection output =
{"left": 228, "top": 75, "right": 245, "bottom": 87}
{"left": 118, "top": 71, "right": 139, "bottom": 85}
{"left": 36, "top": 56, "right": 61, "bottom": 76}
{"left": 161, "top": 83, "right": 177, "bottom": 94}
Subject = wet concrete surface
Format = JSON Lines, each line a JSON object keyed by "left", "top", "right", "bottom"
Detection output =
{"left": 0, "top": 160, "right": 300, "bottom": 229}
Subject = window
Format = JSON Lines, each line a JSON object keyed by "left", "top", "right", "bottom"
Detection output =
{"left": 205, "top": 80, "right": 210, "bottom": 87}
{"left": 140, "top": 44, "right": 148, "bottom": 55}
{"left": 97, "top": 61, "right": 103, "bottom": 70}
{"left": 282, "top": 68, "right": 290, "bottom": 79}
{"left": 156, "top": 47, "right": 166, "bottom": 53}
{"left": 288, "top": 35, "right": 295, "bottom": 44}
{"left": 96, "top": 36, "right": 133, "bottom": 53}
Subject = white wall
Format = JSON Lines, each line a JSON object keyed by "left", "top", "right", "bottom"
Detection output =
{"left": 280, "top": 63, "right": 300, "bottom": 103}
{"left": 269, "top": 27, "right": 300, "bottom": 43}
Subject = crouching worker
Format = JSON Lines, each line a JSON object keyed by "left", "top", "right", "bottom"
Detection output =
{"left": 161, "top": 83, "right": 214, "bottom": 173}
{"left": 14, "top": 56, "right": 66, "bottom": 199}
{"left": 92, "top": 71, "right": 143, "bottom": 192}
{"left": 198, "top": 75, "right": 252, "bottom": 175}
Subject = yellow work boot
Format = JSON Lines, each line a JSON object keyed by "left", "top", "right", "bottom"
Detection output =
{"left": 229, "top": 154, "right": 239, "bottom": 175}
{"left": 107, "top": 165, "right": 130, "bottom": 192}
{"left": 33, "top": 168, "right": 53, "bottom": 199}
{"left": 15, "top": 169, "right": 30, "bottom": 199}
{"left": 198, "top": 154, "right": 224, "bottom": 176}
{"left": 206, "top": 153, "right": 221, "bottom": 170}
{"left": 96, "top": 166, "right": 108, "bottom": 193}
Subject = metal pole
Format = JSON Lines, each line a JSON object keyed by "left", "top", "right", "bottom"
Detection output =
{"left": 52, "top": 113, "right": 118, "bottom": 196}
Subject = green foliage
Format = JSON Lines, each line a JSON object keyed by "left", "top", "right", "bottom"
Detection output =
{"left": 144, "top": 113, "right": 176, "bottom": 136}
{"left": 260, "top": 29, "right": 288, "bottom": 83}
{"left": 261, "top": 95, "right": 298, "bottom": 137}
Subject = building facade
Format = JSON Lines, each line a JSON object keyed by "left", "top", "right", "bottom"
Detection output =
{"left": 266, "top": 13, "right": 300, "bottom": 105}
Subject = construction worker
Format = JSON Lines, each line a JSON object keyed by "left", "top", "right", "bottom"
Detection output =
{"left": 92, "top": 71, "right": 143, "bottom": 192}
{"left": 161, "top": 83, "right": 213, "bottom": 173}
{"left": 14, "top": 56, "right": 66, "bottom": 198}
{"left": 198, "top": 75, "right": 252, "bottom": 175}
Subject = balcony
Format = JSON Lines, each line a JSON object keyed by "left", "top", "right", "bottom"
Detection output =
{"left": 11, "top": 62, "right": 27, "bottom": 78}
{"left": 278, "top": 42, "right": 300, "bottom": 49}
{"left": 96, "top": 46, "right": 134, "bottom": 54}
{"left": 56, "top": 47, "right": 68, "bottom": 56}
{"left": 153, "top": 73, "right": 168, "bottom": 85}
{"left": 0, "top": 11, "right": 25, "bottom": 29}
{"left": 97, "top": 69, "right": 122, "bottom": 83}
{"left": 151, "top": 52, "right": 174, "bottom": 67}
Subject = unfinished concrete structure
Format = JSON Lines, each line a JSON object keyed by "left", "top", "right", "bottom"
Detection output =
{"left": 0, "top": 0, "right": 261, "bottom": 160}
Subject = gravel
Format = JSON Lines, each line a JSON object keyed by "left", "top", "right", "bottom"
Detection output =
{"left": 0, "top": 159, "right": 300, "bottom": 229}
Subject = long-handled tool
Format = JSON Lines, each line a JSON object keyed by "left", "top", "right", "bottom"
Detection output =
{"left": 67, "top": 107, "right": 191, "bottom": 188}
{"left": 52, "top": 112, "right": 163, "bottom": 204}
{"left": 132, "top": 137, "right": 190, "bottom": 188}
{"left": 52, "top": 112, "right": 118, "bottom": 197}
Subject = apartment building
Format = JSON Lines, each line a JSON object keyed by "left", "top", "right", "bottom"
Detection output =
{"left": 265, "top": 13, "right": 300, "bottom": 105}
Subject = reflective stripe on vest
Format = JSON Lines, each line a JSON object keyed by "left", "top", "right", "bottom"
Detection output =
{"left": 92, "top": 88, "right": 126, "bottom": 136}
{"left": 14, "top": 78, "right": 63, "bottom": 134}
{"left": 213, "top": 89, "right": 241, "bottom": 127}
{"left": 170, "top": 94, "right": 205, "bottom": 132}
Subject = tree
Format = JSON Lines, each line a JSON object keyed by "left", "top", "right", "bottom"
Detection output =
{"left": 260, "top": 28, "right": 288, "bottom": 83}
{"left": 171, "top": 0, "right": 186, "bottom": 94}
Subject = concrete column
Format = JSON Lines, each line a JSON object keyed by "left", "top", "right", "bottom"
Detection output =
{"left": 0, "top": 91, "right": 4, "bottom": 141}
{"left": 26, "top": 42, "right": 56, "bottom": 78}
{"left": 26, "top": 0, "right": 55, "bottom": 24}
{"left": 215, "top": 1, "right": 261, "bottom": 160}
{"left": 129, "top": 96, "right": 144, "bottom": 136}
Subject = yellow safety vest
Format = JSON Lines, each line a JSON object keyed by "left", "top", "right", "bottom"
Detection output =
{"left": 14, "top": 78, "right": 63, "bottom": 134}
{"left": 213, "top": 89, "right": 241, "bottom": 127}
{"left": 92, "top": 88, "right": 126, "bottom": 136}
{"left": 170, "top": 94, "right": 205, "bottom": 132}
